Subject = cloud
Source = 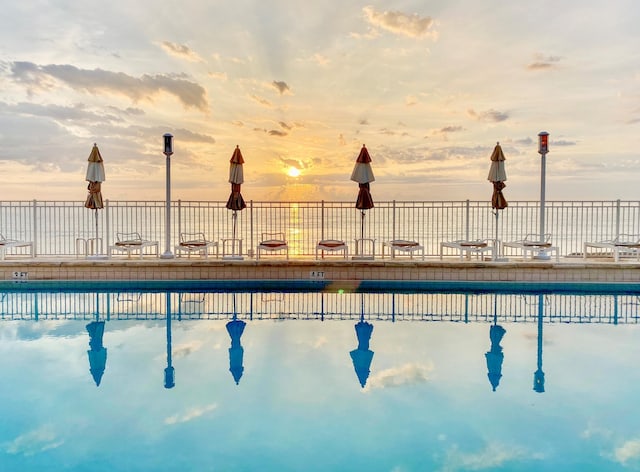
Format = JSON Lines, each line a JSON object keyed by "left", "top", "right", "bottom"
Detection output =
{"left": 268, "top": 129, "right": 288, "bottom": 137}
{"left": 160, "top": 41, "right": 203, "bottom": 62}
{"left": 172, "top": 340, "right": 204, "bottom": 358}
{"left": 442, "top": 442, "right": 536, "bottom": 471}
{"left": 365, "top": 362, "right": 432, "bottom": 391}
{"left": 0, "top": 101, "right": 122, "bottom": 124}
{"left": 164, "top": 404, "right": 218, "bottom": 425}
{"left": 250, "top": 94, "right": 273, "bottom": 107}
{"left": 363, "top": 6, "right": 437, "bottom": 39}
{"left": 272, "top": 80, "right": 291, "bottom": 95}
{"left": 9, "top": 62, "right": 209, "bottom": 111}
{"left": 467, "top": 109, "right": 509, "bottom": 123}
{"left": 4, "top": 425, "right": 64, "bottom": 456}
{"left": 527, "top": 53, "right": 562, "bottom": 71}
{"left": 613, "top": 439, "right": 640, "bottom": 465}
{"left": 552, "top": 139, "right": 576, "bottom": 146}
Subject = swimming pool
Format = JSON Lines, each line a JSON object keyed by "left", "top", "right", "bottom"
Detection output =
{"left": 1, "top": 282, "right": 639, "bottom": 471}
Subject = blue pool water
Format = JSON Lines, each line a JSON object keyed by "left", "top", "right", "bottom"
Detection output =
{"left": 2, "top": 281, "right": 640, "bottom": 471}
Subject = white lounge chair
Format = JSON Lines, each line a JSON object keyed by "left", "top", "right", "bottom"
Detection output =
{"left": 503, "top": 233, "right": 558, "bottom": 261}
{"left": 256, "top": 232, "right": 289, "bottom": 260}
{"left": 383, "top": 240, "right": 424, "bottom": 260}
{"left": 316, "top": 239, "right": 348, "bottom": 259}
{"left": 439, "top": 239, "right": 492, "bottom": 260}
{"left": 0, "top": 233, "right": 33, "bottom": 260}
{"left": 175, "top": 232, "right": 219, "bottom": 258}
{"left": 108, "top": 232, "right": 159, "bottom": 259}
{"left": 583, "top": 234, "right": 640, "bottom": 262}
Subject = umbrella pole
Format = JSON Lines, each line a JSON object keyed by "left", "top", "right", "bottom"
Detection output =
{"left": 361, "top": 210, "right": 365, "bottom": 241}
{"left": 94, "top": 209, "right": 99, "bottom": 257}
{"left": 494, "top": 210, "right": 499, "bottom": 261}
{"left": 232, "top": 211, "right": 237, "bottom": 256}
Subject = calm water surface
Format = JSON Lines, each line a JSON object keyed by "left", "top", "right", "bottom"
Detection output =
{"left": 1, "top": 283, "right": 640, "bottom": 471}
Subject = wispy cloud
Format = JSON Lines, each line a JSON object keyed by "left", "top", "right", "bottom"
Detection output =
{"left": 365, "top": 362, "right": 432, "bottom": 391}
{"left": 4, "top": 425, "right": 64, "bottom": 456}
{"left": 613, "top": 439, "right": 640, "bottom": 466}
{"left": 442, "top": 442, "right": 538, "bottom": 471}
{"left": 363, "top": 6, "right": 438, "bottom": 40}
{"left": 467, "top": 108, "right": 509, "bottom": 123}
{"left": 9, "top": 62, "right": 209, "bottom": 111}
{"left": 526, "top": 53, "right": 562, "bottom": 71}
{"left": 160, "top": 41, "right": 203, "bottom": 62}
{"left": 164, "top": 404, "right": 218, "bottom": 425}
{"left": 250, "top": 94, "right": 273, "bottom": 107}
{"left": 272, "top": 80, "right": 291, "bottom": 95}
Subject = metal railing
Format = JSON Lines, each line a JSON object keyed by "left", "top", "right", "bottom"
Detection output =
{"left": 0, "top": 199, "right": 639, "bottom": 258}
{"left": 1, "top": 290, "right": 638, "bottom": 324}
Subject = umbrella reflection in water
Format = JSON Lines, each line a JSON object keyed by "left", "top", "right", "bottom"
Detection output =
{"left": 86, "top": 320, "right": 107, "bottom": 387}
{"left": 485, "top": 295, "right": 506, "bottom": 391}
{"left": 226, "top": 293, "right": 246, "bottom": 385}
{"left": 350, "top": 294, "right": 374, "bottom": 388}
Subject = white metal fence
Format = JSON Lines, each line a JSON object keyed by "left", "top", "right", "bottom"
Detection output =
{"left": 0, "top": 200, "right": 639, "bottom": 258}
{"left": 1, "top": 290, "right": 639, "bottom": 324}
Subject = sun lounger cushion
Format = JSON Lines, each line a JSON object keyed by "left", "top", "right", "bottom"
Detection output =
{"left": 260, "top": 239, "right": 287, "bottom": 248}
{"left": 318, "top": 239, "right": 345, "bottom": 248}
{"left": 389, "top": 240, "right": 420, "bottom": 247}
{"left": 460, "top": 241, "right": 488, "bottom": 247}
{"left": 116, "top": 240, "right": 143, "bottom": 246}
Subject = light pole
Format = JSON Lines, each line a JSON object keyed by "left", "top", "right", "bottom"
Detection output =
{"left": 161, "top": 133, "right": 174, "bottom": 259}
{"left": 536, "top": 131, "right": 550, "bottom": 260}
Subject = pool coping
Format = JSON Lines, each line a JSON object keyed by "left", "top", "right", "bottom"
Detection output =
{"left": 0, "top": 257, "right": 638, "bottom": 283}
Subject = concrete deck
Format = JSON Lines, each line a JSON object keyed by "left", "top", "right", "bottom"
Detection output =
{"left": 1, "top": 256, "right": 639, "bottom": 283}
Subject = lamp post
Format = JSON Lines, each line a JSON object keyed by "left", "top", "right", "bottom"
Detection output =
{"left": 536, "top": 131, "right": 550, "bottom": 260}
{"left": 161, "top": 133, "right": 174, "bottom": 259}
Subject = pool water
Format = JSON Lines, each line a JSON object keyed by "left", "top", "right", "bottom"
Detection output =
{"left": 1, "top": 282, "right": 640, "bottom": 471}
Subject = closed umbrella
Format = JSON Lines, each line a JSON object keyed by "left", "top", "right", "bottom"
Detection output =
{"left": 225, "top": 146, "right": 246, "bottom": 259}
{"left": 487, "top": 142, "right": 507, "bottom": 261}
{"left": 84, "top": 143, "right": 106, "bottom": 258}
{"left": 351, "top": 145, "right": 375, "bottom": 257}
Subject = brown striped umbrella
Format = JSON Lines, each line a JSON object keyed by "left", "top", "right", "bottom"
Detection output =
{"left": 350, "top": 145, "right": 375, "bottom": 241}
{"left": 84, "top": 143, "right": 105, "bottom": 257}
{"left": 226, "top": 146, "right": 246, "bottom": 258}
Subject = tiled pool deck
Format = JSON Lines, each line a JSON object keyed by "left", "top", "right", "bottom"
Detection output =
{"left": 1, "top": 256, "right": 639, "bottom": 283}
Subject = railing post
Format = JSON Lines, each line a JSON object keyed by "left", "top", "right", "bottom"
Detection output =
{"left": 177, "top": 199, "right": 182, "bottom": 240}
{"left": 392, "top": 200, "right": 396, "bottom": 241}
{"left": 32, "top": 199, "right": 38, "bottom": 256}
{"left": 615, "top": 199, "right": 621, "bottom": 239}
{"left": 250, "top": 200, "right": 254, "bottom": 258}
{"left": 465, "top": 199, "right": 470, "bottom": 242}
{"left": 321, "top": 200, "right": 325, "bottom": 241}
{"left": 105, "top": 200, "right": 111, "bottom": 253}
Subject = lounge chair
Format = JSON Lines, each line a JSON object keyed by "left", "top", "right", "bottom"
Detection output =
{"left": 0, "top": 234, "right": 33, "bottom": 260}
{"left": 316, "top": 239, "right": 348, "bottom": 259}
{"left": 439, "top": 239, "right": 492, "bottom": 260}
{"left": 108, "top": 232, "right": 159, "bottom": 259}
{"left": 583, "top": 234, "right": 640, "bottom": 262}
{"left": 175, "top": 232, "right": 219, "bottom": 258}
{"left": 503, "top": 233, "right": 558, "bottom": 261}
{"left": 256, "top": 232, "right": 289, "bottom": 260}
{"left": 383, "top": 240, "right": 424, "bottom": 260}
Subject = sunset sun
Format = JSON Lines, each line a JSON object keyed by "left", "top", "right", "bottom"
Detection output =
{"left": 286, "top": 166, "right": 301, "bottom": 178}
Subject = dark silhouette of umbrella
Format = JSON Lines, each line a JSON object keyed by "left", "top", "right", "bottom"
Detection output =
{"left": 86, "top": 321, "right": 107, "bottom": 386}
{"left": 487, "top": 142, "right": 507, "bottom": 260}
{"left": 84, "top": 143, "right": 106, "bottom": 257}
{"left": 350, "top": 294, "right": 374, "bottom": 388}
{"left": 226, "top": 292, "right": 246, "bottom": 384}
{"left": 225, "top": 146, "right": 246, "bottom": 258}
{"left": 485, "top": 295, "right": 506, "bottom": 391}
{"left": 350, "top": 145, "right": 375, "bottom": 245}
{"left": 485, "top": 324, "right": 506, "bottom": 392}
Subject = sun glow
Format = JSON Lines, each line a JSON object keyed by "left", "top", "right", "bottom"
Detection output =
{"left": 286, "top": 167, "right": 301, "bottom": 178}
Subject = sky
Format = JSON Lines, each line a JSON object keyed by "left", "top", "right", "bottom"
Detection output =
{"left": 0, "top": 0, "right": 639, "bottom": 203}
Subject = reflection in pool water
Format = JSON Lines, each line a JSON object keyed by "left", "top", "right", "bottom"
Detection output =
{"left": 1, "top": 285, "right": 640, "bottom": 471}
